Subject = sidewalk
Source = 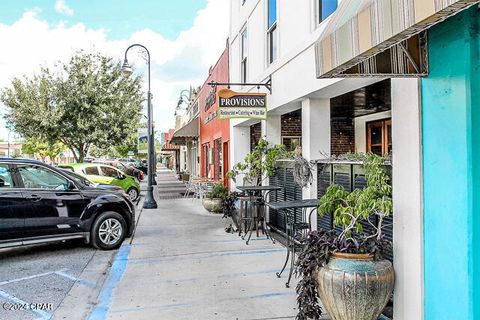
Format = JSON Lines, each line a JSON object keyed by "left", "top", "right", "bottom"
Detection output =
{"left": 88, "top": 170, "right": 299, "bottom": 320}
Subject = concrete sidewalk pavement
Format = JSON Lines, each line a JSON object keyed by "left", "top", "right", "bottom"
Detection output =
{"left": 88, "top": 172, "right": 300, "bottom": 320}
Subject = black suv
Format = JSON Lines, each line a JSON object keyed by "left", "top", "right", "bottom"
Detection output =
{"left": 0, "top": 158, "right": 135, "bottom": 250}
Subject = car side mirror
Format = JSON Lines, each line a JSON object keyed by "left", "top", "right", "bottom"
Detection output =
{"left": 67, "top": 181, "right": 76, "bottom": 190}
{"left": 118, "top": 174, "right": 126, "bottom": 180}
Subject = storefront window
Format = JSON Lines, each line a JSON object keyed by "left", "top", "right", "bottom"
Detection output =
{"left": 282, "top": 136, "right": 301, "bottom": 152}
{"left": 367, "top": 119, "right": 392, "bottom": 156}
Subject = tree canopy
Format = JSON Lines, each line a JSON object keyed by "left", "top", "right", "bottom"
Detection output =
{"left": 1, "top": 51, "right": 144, "bottom": 162}
{"left": 22, "top": 137, "right": 65, "bottom": 163}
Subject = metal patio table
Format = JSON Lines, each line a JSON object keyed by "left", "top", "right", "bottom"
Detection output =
{"left": 266, "top": 199, "right": 319, "bottom": 288}
{"left": 236, "top": 186, "right": 282, "bottom": 245}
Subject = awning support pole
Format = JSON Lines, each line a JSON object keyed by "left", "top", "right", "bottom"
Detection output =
{"left": 398, "top": 43, "right": 420, "bottom": 74}
{"left": 208, "top": 75, "right": 272, "bottom": 94}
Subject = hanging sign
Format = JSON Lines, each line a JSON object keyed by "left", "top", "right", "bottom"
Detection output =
{"left": 137, "top": 128, "right": 148, "bottom": 154}
{"left": 218, "top": 89, "right": 267, "bottom": 120}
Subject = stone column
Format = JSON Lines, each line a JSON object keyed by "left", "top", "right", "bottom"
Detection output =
{"left": 391, "top": 78, "right": 423, "bottom": 320}
{"left": 262, "top": 116, "right": 281, "bottom": 145}
{"left": 230, "top": 125, "right": 250, "bottom": 190}
{"left": 301, "top": 98, "right": 330, "bottom": 230}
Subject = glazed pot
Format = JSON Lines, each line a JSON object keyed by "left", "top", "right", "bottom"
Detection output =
{"left": 202, "top": 198, "right": 223, "bottom": 213}
{"left": 315, "top": 252, "right": 394, "bottom": 320}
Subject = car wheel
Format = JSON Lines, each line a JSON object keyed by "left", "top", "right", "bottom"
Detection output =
{"left": 127, "top": 187, "right": 139, "bottom": 201}
{"left": 91, "top": 211, "right": 126, "bottom": 250}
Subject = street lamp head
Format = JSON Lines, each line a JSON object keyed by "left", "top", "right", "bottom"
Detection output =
{"left": 177, "top": 98, "right": 183, "bottom": 108}
{"left": 121, "top": 59, "right": 133, "bottom": 77}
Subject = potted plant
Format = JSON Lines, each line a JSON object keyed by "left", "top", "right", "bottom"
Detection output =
{"left": 202, "top": 183, "right": 228, "bottom": 213}
{"left": 295, "top": 154, "right": 394, "bottom": 320}
{"left": 179, "top": 170, "right": 190, "bottom": 182}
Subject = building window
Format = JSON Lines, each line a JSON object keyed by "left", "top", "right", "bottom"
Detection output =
{"left": 282, "top": 136, "right": 302, "bottom": 152}
{"left": 267, "top": 0, "right": 277, "bottom": 64}
{"left": 318, "top": 0, "right": 337, "bottom": 24}
{"left": 367, "top": 119, "right": 392, "bottom": 156}
{"left": 241, "top": 28, "right": 248, "bottom": 83}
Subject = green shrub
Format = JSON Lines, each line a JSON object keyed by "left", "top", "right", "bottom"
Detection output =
{"left": 207, "top": 183, "right": 228, "bottom": 200}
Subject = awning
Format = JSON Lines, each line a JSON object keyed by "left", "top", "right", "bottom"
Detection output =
{"left": 169, "top": 115, "right": 199, "bottom": 145}
{"left": 315, "top": 0, "right": 479, "bottom": 78}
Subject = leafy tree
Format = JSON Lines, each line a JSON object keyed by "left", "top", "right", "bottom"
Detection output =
{"left": 1, "top": 51, "right": 143, "bottom": 162}
{"left": 113, "top": 132, "right": 139, "bottom": 157}
{"left": 22, "top": 137, "right": 65, "bottom": 162}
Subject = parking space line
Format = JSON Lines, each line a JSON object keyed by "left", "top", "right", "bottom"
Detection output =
{"left": 54, "top": 270, "right": 96, "bottom": 288}
{"left": 0, "top": 269, "right": 64, "bottom": 286}
{"left": 0, "top": 288, "right": 51, "bottom": 320}
{"left": 0, "top": 268, "right": 95, "bottom": 290}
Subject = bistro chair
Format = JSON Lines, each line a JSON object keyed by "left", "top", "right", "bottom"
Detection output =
{"left": 276, "top": 206, "right": 318, "bottom": 287}
{"left": 184, "top": 177, "right": 196, "bottom": 198}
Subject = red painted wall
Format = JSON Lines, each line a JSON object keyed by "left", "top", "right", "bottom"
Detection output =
{"left": 199, "top": 42, "right": 230, "bottom": 183}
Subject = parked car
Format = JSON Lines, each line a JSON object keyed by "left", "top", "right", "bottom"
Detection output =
{"left": 95, "top": 160, "right": 144, "bottom": 181}
{"left": 61, "top": 169, "right": 125, "bottom": 194}
{"left": 59, "top": 163, "right": 140, "bottom": 201}
{"left": 119, "top": 158, "right": 148, "bottom": 174}
{"left": 0, "top": 158, "right": 135, "bottom": 250}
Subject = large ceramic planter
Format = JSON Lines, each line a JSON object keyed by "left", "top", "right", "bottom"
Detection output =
{"left": 202, "top": 198, "right": 223, "bottom": 213}
{"left": 315, "top": 252, "right": 394, "bottom": 320}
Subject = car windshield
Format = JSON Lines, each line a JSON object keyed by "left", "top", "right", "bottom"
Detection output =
{"left": 116, "top": 163, "right": 127, "bottom": 170}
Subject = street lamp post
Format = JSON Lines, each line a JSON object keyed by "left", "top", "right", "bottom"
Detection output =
{"left": 138, "top": 111, "right": 157, "bottom": 186}
{"left": 122, "top": 44, "right": 157, "bottom": 209}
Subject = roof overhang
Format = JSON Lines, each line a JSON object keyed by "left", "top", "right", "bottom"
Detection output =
{"left": 170, "top": 116, "right": 199, "bottom": 145}
{"left": 315, "top": 0, "right": 479, "bottom": 78}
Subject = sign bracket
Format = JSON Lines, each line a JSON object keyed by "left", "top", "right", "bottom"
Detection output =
{"left": 208, "top": 75, "right": 272, "bottom": 94}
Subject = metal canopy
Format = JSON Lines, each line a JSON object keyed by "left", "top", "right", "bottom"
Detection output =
{"left": 324, "top": 31, "right": 428, "bottom": 78}
{"left": 315, "top": 0, "right": 479, "bottom": 78}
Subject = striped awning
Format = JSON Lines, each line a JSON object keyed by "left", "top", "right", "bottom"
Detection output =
{"left": 315, "top": 0, "right": 479, "bottom": 78}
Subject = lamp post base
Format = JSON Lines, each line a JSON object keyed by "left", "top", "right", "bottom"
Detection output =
{"left": 143, "top": 186, "right": 158, "bottom": 209}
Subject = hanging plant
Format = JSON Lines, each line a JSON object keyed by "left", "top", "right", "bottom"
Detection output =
{"left": 293, "top": 146, "right": 314, "bottom": 188}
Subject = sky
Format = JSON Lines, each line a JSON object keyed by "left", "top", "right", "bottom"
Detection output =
{"left": 0, "top": 0, "right": 229, "bottom": 140}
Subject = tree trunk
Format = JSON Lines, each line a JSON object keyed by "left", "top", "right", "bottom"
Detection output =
{"left": 68, "top": 145, "right": 80, "bottom": 163}
{"left": 83, "top": 144, "right": 90, "bottom": 160}
{"left": 77, "top": 145, "right": 85, "bottom": 163}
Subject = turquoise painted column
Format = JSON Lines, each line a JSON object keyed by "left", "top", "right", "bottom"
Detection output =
{"left": 422, "top": 7, "right": 479, "bottom": 320}
{"left": 472, "top": 7, "right": 480, "bottom": 317}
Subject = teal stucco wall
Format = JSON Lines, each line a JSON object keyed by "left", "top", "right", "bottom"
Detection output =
{"left": 422, "top": 6, "right": 479, "bottom": 320}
